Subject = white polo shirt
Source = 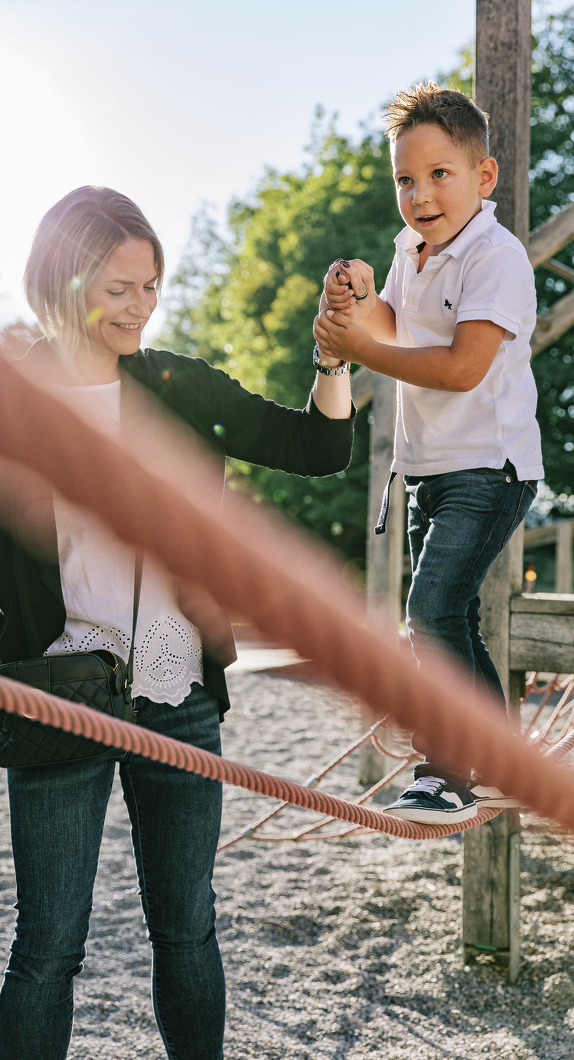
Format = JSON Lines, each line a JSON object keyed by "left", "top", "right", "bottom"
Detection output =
{"left": 382, "top": 199, "right": 544, "bottom": 480}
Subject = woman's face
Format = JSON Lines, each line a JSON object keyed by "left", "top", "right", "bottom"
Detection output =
{"left": 84, "top": 238, "right": 158, "bottom": 360}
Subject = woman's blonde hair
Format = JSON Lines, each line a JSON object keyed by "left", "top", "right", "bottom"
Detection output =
{"left": 24, "top": 186, "right": 165, "bottom": 365}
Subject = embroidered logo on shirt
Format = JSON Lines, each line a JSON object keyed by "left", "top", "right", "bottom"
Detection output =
{"left": 444, "top": 298, "right": 453, "bottom": 310}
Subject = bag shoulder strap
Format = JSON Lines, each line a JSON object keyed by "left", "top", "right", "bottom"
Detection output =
{"left": 127, "top": 552, "right": 143, "bottom": 692}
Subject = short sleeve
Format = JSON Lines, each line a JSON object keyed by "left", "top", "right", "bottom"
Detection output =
{"left": 456, "top": 244, "right": 536, "bottom": 339}
{"left": 380, "top": 255, "right": 398, "bottom": 312}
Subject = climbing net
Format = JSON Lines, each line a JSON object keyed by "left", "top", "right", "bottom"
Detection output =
{"left": 1, "top": 354, "right": 574, "bottom": 839}
{"left": 218, "top": 671, "right": 574, "bottom": 850}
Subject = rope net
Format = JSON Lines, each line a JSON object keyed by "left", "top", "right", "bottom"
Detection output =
{"left": 1, "top": 353, "right": 574, "bottom": 838}
{"left": 218, "top": 672, "right": 574, "bottom": 849}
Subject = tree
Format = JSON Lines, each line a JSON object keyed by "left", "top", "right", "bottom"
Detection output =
{"left": 160, "top": 110, "right": 401, "bottom": 567}
{"left": 528, "top": 7, "right": 574, "bottom": 508}
{"left": 440, "top": 14, "right": 574, "bottom": 510}
{"left": 162, "top": 5, "right": 574, "bottom": 561}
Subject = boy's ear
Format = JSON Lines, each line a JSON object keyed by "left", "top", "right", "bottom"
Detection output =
{"left": 479, "top": 157, "right": 498, "bottom": 197}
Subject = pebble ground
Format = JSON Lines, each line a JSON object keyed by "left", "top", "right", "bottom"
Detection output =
{"left": 0, "top": 670, "right": 573, "bottom": 1058}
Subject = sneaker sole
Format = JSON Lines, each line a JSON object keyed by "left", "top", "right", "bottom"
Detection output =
{"left": 382, "top": 803, "right": 478, "bottom": 825}
{"left": 472, "top": 796, "right": 521, "bottom": 809}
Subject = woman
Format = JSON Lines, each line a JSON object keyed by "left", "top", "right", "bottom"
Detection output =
{"left": 0, "top": 187, "right": 354, "bottom": 1059}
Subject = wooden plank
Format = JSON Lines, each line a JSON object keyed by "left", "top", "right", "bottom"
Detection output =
{"left": 510, "top": 592, "right": 574, "bottom": 614}
{"left": 351, "top": 366, "right": 374, "bottom": 411}
{"left": 528, "top": 200, "right": 574, "bottom": 269}
{"left": 531, "top": 286, "right": 574, "bottom": 355}
{"left": 478, "top": 526, "right": 525, "bottom": 693}
{"left": 511, "top": 611, "right": 574, "bottom": 645}
{"left": 509, "top": 832, "right": 521, "bottom": 984}
{"left": 556, "top": 522, "right": 574, "bottom": 594}
{"left": 510, "top": 637, "right": 574, "bottom": 672}
{"left": 463, "top": 811, "right": 521, "bottom": 954}
{"left": 524, "top": 524, "right": 560, "bottom": 548}
{"left": 362, "top": 372, "right": 404, "bottom": 783}
{"left": 510, "top": 593, "right": 574, "bottom": 671}
{"left": 545, "top": 258, "right": 574, "bottom": 284}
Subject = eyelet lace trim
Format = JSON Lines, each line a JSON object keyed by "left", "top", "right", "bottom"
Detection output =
{"left": 48, "top": 615, "right": 203, "bottom": 707}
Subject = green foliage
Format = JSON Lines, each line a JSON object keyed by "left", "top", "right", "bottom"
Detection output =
{"left": 440, "top": 15, "right": 574, "bottom": 506}
{"left": 162, "top": 7, "right": 574, "bottom": 549}
{"left": 530, "top": 7, "right": 574, "bottom": 505}
{"left": 160, "top": 110, "right": 401, "bottom": 563}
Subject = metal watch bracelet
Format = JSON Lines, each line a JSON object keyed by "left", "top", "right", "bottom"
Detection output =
{"left": 313, "top": 345, "right": 350, "bottom": 376}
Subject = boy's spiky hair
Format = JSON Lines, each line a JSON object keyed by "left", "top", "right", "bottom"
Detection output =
{"left": 384, "top": 82, "right": 489, "bottom": 164}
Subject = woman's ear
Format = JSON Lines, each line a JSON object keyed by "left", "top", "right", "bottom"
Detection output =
{"left": 479, "top": 156, "right": 498, "bottom": 197}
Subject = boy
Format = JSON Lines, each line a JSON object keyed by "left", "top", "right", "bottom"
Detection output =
{"left": 313, "top": 83, "right": 543, "bottom": 824}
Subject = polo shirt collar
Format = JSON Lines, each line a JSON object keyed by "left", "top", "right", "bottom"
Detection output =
{"left": 394, "top": 199, "right": 498, "bottom": 259}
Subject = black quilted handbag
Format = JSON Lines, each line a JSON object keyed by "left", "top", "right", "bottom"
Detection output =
{"left": 0, "top": 556, "right": 142, "bottom": 768}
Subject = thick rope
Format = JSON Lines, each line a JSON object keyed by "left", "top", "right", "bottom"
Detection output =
{"left": 1, "top": 356, "right": 574, "bottom": 830}
{"left": 0, "top": 676, "right": 501, "bottom": 840}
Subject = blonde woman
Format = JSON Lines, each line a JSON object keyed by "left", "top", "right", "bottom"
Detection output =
{"left": 0, "top": 186, "right": 354, "bottom": 1060}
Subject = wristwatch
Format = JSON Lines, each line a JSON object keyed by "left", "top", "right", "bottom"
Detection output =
{"left": 313, "top": 345, "right": 350, "bottom": 376}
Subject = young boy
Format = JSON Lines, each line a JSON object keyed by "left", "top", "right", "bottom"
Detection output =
{"left": 313, "top": 83, "right": 543, "bottom": 824}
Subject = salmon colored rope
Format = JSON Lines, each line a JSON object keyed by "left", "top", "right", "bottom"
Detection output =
{"left": 1, "top": 355, "right": 574, "bottom": 832}
{"left": 0, "top": 676, "right": 501, "bottom": 841}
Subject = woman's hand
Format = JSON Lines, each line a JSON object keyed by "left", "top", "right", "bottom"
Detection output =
{"left": 322, "top": 258, "right": 377, "bottom": 321}
{"left": 313, "top": 309, "right": 372, "bottom": 365}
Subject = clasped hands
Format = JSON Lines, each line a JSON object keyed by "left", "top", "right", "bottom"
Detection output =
{"left": 314, "top": 258, "right": 378, "bottom": 366}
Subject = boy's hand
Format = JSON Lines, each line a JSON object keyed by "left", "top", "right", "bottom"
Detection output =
{"left": 322, "top": 259, "right": 377, "bottom": 321}
{"left": 313, "top": 309, "right": 371, "bottom": 365}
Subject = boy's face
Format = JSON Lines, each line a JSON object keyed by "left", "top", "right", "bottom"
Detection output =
{"left": 391, "top": 124, "right": 497, "bottom": 251}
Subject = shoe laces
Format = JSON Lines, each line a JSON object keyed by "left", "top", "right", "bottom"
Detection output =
{"left": 406, "top": 776, "right": 446, "bottom": 797}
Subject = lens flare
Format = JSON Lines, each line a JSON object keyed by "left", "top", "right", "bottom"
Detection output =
{"left": 85, "top": 306, "right": 103, "bottom": 326}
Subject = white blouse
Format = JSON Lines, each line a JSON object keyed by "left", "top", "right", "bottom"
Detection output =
{"left": 46, "top": 380, "right": 203, "bottom": 706}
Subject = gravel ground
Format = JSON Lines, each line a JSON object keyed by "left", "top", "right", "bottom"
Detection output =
{"left": 0, "top": 670, "right": 574, "bottom": 1058}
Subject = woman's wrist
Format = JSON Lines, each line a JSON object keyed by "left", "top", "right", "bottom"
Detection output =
{"left": 313, "top": 344, "right": 345, "bottom": 368}
{"left": 313, "top": 346, "right": 349, "bottom": 376}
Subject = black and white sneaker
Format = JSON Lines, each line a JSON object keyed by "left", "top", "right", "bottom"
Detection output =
{"left": 383, "top": 776, "right": 477, "bottom": 824}
{"left": 470, "top": 785, "right": 521, "bottom": 809}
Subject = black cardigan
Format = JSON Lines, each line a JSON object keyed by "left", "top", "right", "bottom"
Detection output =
{"left": 0, "top": 348, "right": 355, "bottom": 716}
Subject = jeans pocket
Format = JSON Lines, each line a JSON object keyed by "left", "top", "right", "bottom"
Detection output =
{"left": 501, "top": 480, "right": 537, "bottom": 550}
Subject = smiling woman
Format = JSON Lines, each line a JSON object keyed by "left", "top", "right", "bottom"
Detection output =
{"left": 24, "top": 187, "right": 164, "bottom": 378}
{"left": 0, "top": 185, "right": 353, "bottom": 1060}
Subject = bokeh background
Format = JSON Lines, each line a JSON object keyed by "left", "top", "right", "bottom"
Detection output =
{"left": 1, "top": 0, "right": 572, "bottom": 579}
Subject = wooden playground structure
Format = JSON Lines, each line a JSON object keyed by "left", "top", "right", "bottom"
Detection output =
{"left": 353, "top": 0, "right": 574, "bottom": 984}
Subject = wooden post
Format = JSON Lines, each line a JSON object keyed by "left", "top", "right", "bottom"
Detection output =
{"left": 361, "top": 372, "right": 406, "bottom": 784}
{"left": 555, "top": 521, "right": 574, "bottom": 594}
{"left": 462, "top": 0, "right": 531, "bottom": 985}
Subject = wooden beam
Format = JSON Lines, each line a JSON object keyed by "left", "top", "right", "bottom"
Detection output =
{"left": 351, "top": 366, "right": 374, "bottom": 411}
{"left": 510, "top": 591, "right": 574, "bottom": 613}
{"left": 556, "top": 522, "right": 574, "bottom": 594}
{"left": 464, "top": 0, "right": 531, "bottom": 981}
{"left": 544, "top": 258, "right": 574, "bottom": 284}
{"left": 510, "top": 593, "right": 574, "bottom": 679}
{"left": 524, "top": 521, "right": 574, "bottom": 548}
{"left": 531, "top": 286, "right": 574, "bottom": 355}
{"left": 528, "top": 201, "right": 574, "bottom": 269}
{"left": 475, "top": 0, "right": 531, "bottom": 244}
{"left": 361, "top": 372, "right": 406, "bottom": 784}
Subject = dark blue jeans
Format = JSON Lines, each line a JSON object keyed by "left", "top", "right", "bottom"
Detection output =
{"left": 404, "top": 462, "right": 537, "bottom": 779}
{"left": 0, "top": 684, "right": 224, "bottom": 1060}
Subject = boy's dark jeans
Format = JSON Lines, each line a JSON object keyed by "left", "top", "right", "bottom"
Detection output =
{"left": 404, "top": 461, "right": 537, "bottom": 784}
{"left": 0, "top": 684, "right": 225, "bottom": 1060}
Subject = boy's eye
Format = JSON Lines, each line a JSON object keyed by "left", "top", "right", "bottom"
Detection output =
{"left": 433, "top": 169, "right": 447, "bottom": 178}
{"left": 397, "top": 176, "right": 412, "bottom": 187}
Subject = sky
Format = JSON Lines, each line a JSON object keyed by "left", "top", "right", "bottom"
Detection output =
{"left": 0, "top": 0, "right": 568, "bottom": 338}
